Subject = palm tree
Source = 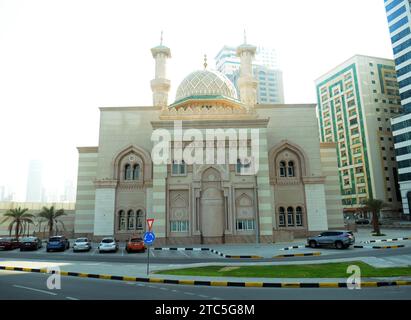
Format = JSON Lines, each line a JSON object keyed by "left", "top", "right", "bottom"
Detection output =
{"left": 362, "top": 198, "right": 386, "bottom": 236}
{"left": 37, "top": 206, "right": 67, "bottom": 236}
{"left": 0, "top": 207, "right": 34, "bottom": 240}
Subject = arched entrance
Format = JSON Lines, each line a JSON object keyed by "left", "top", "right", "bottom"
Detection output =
{"left": 200, "top": 167, "right": 224, "bottom": 243}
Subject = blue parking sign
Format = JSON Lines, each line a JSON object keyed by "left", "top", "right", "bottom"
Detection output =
{"left": 143, "top": 231, "right": 155, "bottom": 245}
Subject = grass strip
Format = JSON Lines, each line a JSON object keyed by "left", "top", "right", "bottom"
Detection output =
{"left": 155, "top": 261, "right": 411, "bottom": 278}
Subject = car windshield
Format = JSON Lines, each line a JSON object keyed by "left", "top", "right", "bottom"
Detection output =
{"left": 49, "top": 237, "right": 62, "bottom": 242}
{"left": 0, "top": 237, "right": 12, "bottom": 241}
{"left": 130, "top": 238, "right": 143, "bottom": 242}
{"left": 76, "top": 238, "right": 88, "bottom": 243}
{"left": 101, "top": 239, "right": 114, "bottom": 243}
{"left": 21, "top": 237, "right": 35, "bottom": 242}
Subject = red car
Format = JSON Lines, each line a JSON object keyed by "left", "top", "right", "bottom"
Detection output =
{"left": 0, "top": 237, "right": 20, "bottom": 250}
{"left": 126, "top": 237, "right": 146, "bottom": 253}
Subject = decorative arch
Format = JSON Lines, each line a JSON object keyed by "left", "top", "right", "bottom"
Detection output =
{"left": 193, "top": 164, "right": 228, "bottom": 181}
{"left": 236, "top": 193, "right": 253, "bottom": 207}
{"left": 112, "top": 145, "right": 152, "bottom": 182}
{"left": 268, "top": 140, "right": 310, "bottom": 181}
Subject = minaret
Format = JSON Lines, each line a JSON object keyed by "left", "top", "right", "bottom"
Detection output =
{"left": 151, "top": 31, "right": 171, "bottom": 108}
{"left": 236, "top": 30, "right": 257, "bottom": 107}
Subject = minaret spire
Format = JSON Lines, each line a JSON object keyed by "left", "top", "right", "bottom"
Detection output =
{"left": 244, "top": 29, "right": 247, "bottom": 44}
{"left": 203, "top": 54, "right": 208, "bottom": 69}
{"left": 151, "top": 35, "right": 171, "bottom": 108}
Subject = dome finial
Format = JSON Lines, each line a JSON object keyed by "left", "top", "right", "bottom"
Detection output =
{"left": 203, "top": 54, "right": 208, "bottom": 69}
{"left": 244, "top": 28, "right": 247, "bottom": 44}
{"left": 160, "top": 30, "right": 163, "bottom": 45}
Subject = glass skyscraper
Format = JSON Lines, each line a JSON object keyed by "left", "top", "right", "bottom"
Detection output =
{"left": 385, "top": 0, "right": 411, "bottom": 220}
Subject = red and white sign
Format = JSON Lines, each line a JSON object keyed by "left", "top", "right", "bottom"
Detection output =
{"left": 147, "top": 218, "right": 155, "bottom": 231}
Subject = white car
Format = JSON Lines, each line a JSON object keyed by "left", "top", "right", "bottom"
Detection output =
{"left": 98, "top": 238, "right": 118, "bottom": 253}
{"left": 73, "top": 237, "right": 92, "bottom": 252}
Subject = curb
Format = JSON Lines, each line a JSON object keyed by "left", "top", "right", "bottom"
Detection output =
{"left": 280, "top": 245, "right": 308, "bottom": 251}
{"left": 361, "top": 237, "right": 410, "bottom": 244}
{"left": 152, "top": 248, "right": 263, "bottom": 258}
{"left": 1, "top": 266, "right": 411, "bottom": 289}
{"left": 210, "top": 249, "right": 263, "bottom": 259}
{"left": 153, "top": 248, "right": 210, "bottom": 251}
{"left": 273, "top": 252, "right": 321, "bottom": 258}
{"left": 354, "top": 245, "right": 405, "bottom": 249}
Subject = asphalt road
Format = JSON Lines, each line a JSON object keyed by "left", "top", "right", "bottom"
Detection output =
{"left": 1, "top": 246, "right": 411, "bottom": 264}
{"left": 1, "top": 270, "right": 410, "bottom": 300}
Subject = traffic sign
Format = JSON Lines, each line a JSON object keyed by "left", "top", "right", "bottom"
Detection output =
{"left": 143, "top": 231, "right": 156, "bottom": 245}
{"left": 147, "top": 218, "right": 154, "bottom": 231}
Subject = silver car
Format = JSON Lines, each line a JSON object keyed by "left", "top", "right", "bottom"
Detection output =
{"left": 98, "top": 238, "right": 118, "bottom": 253}
{"left": 73, "top": 237, "right": 92, "bottom": 252}
{"left": 307, "top": 231, "right": 355, "bottom": 249}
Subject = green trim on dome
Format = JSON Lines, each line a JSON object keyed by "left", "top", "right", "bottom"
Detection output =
{"left": 169, "top": 94, "right": 240, "bottom": 108}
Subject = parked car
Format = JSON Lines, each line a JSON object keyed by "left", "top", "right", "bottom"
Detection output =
{"left": 126, "top": 237, "right": 146, "bottom": 253}
{"left": 0, "top": 237, "right": 20, "bottom": 250}
{"left": 307, "top": 231, "right": 355, "bottom": 249}
{"left": 355, "top": 218, "right": 370, "bottom": 225}
{"left": 73, "top": 238, "right": 92, "bottom": 252}
{"left": 46, "top": 236, "right": 70, "bottom": 252}
{"left": 98, "top": 238, "right": 118, "bottom": 253}
{"left": 20, "top": 237, "right": 42, "bottom": 251}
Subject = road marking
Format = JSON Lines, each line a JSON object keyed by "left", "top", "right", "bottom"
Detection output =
{"left": 198, "top": 294, "right": 209, "bottom": 298}
{"left": 91, "top": 249, "right": 98, "bottom": 255}
{"left": 121, "top": 248, "right": 124, "bottom": 256}
{"left": 159, "top": 287, "right": 169, "bottom": 291}
{"left": 150, "top": 250, "right": 156, "bottom": 257}
{"left": 13, "top": 285, "right": 57, "bottom": 296}
{"left": 171, "top": 289, "right": 178, "bottom": 293}
{"left": 66, "top": 296, "right": 79, "bottom": 300}
{"left": 184, "top": 292, "right": 195, "bottom": 296}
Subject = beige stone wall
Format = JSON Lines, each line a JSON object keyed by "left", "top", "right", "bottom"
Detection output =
{"left": 257, "top": 104, "right": 323, "bottom": 177}
{"left": 78, "top": 103, "right": 339, "bottom": 242}
{"left": 74, "top": 147, "right": 98, "bottom": 235}
{"left": 320, "top": 143, "right": 344, "bottom": 228}
{"left": 0, "top": 202, "right": 75, "bottom": 237}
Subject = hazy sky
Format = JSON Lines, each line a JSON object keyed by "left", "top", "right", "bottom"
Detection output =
{"left": 0, "top": 0, "right": 393, "bottom": 200}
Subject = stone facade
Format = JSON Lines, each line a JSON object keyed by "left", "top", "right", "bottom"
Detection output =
{"left": 73, "top": 41, "right": 345, "bottom": 243}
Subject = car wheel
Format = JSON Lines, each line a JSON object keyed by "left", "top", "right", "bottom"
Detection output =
{"left": 335, "top": 241, "right": 344, "bottom": 249}
{"left": 309, "top": 240, "right": 317, "bottom": 248}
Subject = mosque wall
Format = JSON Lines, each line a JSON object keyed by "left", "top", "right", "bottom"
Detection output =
{"left": 74, "top": 147, "right": 98, "bottom": 236}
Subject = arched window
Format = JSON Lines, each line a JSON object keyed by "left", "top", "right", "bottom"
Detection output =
{"left": 279, "top": 161, "right": 286, "bottom": 177}
{"left": 133, "top": 164, "right": 140, "bottom": 180}
{"left": 279, "top": 207, "right": 285, "bottom": 227}
{"left": 119, "top": 210, "right": 126, "bottom": 230}
{"left": 124, "top": 164, "right": 133, "bottom": 180}
{"left": 296, "top": 206, "right": 303, "bottom": 226}
{"left": 136, "top": 210, "right": 144, "bottom": 230}
{"left": 127, "top": 210, "right": 135, "bottom": 230}
{"left": 288, "top": 161, "right": 295, "bottom": 177}
{"left": 287, "top": 207, "right": 294, "bottom": 226}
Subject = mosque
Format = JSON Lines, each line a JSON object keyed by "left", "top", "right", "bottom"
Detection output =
{"left": 74, "top": 37, "right": 344, "bottom": 244}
